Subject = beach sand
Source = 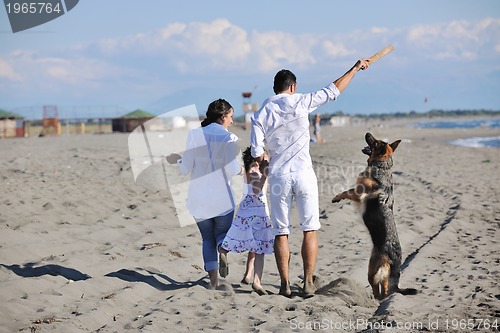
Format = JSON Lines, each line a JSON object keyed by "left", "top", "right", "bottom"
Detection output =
{"left": 1, "top": 120, "right": 499, "bottom": 332}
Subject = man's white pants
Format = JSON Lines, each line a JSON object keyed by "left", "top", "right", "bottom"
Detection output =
{"left": 268, "top": 166, "right": 320, "bottom": 235}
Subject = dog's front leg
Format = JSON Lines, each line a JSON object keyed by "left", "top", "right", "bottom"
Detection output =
{"left": 332, "top": 189, "right": 351, "bottom": 203}
{"left": 332, "top": 184, "right": 364, "bottom": 203}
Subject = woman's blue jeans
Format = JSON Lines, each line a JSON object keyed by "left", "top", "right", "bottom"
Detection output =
{"left": 196, "top": 210, "right": 234, "bottom": 272}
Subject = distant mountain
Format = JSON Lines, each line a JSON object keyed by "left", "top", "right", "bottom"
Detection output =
{"left": 144, "top": 86, "right": 264, "bottom": 118}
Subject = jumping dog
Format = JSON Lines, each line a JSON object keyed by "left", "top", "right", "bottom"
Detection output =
{"left": 332, "top": 132, "right": 417, "bottom": 299}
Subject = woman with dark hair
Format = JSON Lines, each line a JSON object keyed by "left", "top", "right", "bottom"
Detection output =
{"left": 167, "top": 99, "right": 243, "bottom": 289}
{"left": 200, "top": 99, "right": 232, "bottom": 127}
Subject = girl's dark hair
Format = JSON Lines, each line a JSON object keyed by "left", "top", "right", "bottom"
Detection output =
{"left": 201, "top": 98, "right": 233, "bottom": 127}
{"left": 273, "top": 69, "right": 296, "bottom": 94}
{"left": 242, "top": 146, "right": 267, "bottom": 173}
{"left": 242, "top": 146, "right": 256, "bottom": 173}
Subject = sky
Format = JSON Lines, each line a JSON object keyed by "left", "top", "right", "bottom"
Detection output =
{"left": 1, "top": 0, "right": 500, "bottom": 119}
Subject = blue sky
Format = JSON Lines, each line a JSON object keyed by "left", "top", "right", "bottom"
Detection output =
{"left": 1, "top": 0, "right": 499, "bottom": 119}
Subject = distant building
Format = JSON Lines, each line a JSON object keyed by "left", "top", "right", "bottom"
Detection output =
{"left": 112, "top": 109, "right": 158, "bottom": 133}
{"left": 242, "top": 92, "right": 259, "bottom": 130}
{"left": 329, "top": 116, "right": 351, "bottom": 127}
{"left": 0, "top": 109, "right": 25, "bottom": 138}
{"left": 171, "top": 116, "right": 187, "bottom": 129}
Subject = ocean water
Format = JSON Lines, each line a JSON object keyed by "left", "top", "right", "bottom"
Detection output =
{"left": 415, "top": 118, "right": 500, "bottom": 129}
{"left": 413, "top": 118, "right": 500, "bottom": 148}
{"left": 449, "top": 136, "right": 500, "bottom": 148}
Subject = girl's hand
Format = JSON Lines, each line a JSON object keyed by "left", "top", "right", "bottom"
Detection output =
{"left": 259, "top": 159, "right": 269, "bottom": 177}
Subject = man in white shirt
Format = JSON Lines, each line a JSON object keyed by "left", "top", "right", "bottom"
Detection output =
{"left": 250, "top": 59, "right": 370, "bottom": 297}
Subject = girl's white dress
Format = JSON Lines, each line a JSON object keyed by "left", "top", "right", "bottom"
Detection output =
{"left": 222, "top": 176, "right": 274, "bottom": 255}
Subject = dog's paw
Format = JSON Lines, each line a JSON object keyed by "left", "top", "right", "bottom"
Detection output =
{"left": 332, "top": 196, "right": 341, "bottom": 203}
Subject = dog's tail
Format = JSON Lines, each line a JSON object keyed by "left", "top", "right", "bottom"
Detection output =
{"left": 395, "top": 287, "right": 418, "bottom": 296}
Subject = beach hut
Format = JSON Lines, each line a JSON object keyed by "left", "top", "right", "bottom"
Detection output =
{"left": 242, "top": 92, "right": 259, "bottom": 130}
{"left": 330, "top": 116, "right": 351, "bottom": 127}
{"left": 0, "top": 109, "right": 25, "bottom": 138}
{"left": 112, "top": 109, "right": 157, "bottom": 133}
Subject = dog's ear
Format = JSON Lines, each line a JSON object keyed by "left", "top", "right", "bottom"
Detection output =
{"left": 390, "top": 140, "right": 401, "bottom": 152}
{"left": 365, "top": 132, "right": 376, "bottom": 146}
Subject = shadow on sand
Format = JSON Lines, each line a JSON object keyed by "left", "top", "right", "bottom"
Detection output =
{"left": 105, "top": 268, "right": 206, "bottom": 291}
{"left": 1, "top": 263, "right": 91, "bottom": 281}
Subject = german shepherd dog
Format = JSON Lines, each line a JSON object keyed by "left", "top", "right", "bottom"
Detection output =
{"left": 332, "top": 132, "right": 417, "bottom": 300}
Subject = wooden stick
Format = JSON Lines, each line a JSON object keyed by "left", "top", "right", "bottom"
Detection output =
{"left": 368, "top": 45, "right": 395, "bottom": 64}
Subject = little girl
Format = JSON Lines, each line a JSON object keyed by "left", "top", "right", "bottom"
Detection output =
{"left": 221, "top": 146, "right": 274, "bottom": 295}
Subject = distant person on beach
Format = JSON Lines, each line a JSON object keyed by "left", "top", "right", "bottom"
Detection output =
{"left": 313, "top": 113, "right": 326, "bottom": 144}
{"left": 221, "top": 147, "right": 274, "bottom": 296}
{"left": 167, "top": 99, "right": 243, "bottom": 289}
{"left": 250, "top": 59, "right": 370, "bottom": 297}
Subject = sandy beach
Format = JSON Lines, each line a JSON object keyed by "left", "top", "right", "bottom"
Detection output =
{"left": 1, "top": 119, "right": 499, "bottom": 332}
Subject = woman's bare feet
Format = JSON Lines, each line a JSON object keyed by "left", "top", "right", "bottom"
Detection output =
{"left": 252, "top": 283, "right": 268, "bottom": 296}
{"left": 241, "top": 276, "right": 252, "bottom": 285}
{"left": 208, "top": 269, "right": 218, "bottom": 289}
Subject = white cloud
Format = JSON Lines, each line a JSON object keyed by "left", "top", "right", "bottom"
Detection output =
{"left": 66, "top": 17, "right": 497, "bottom": 76}
{"left": 2, "top": 17, "right": 499, "bottom": 109}
{"left": 160, "top": 22, "right": 186, "bottom": 39}
{"left": 406, "top": 18, "right": 500, "bottom": 61}
{"left": 172, "top": 19, "right": 251, "bottom": 69}
{"left": 250, "top": 31, "right": 317, "bottom": 71}
{"left": 89, "top": 19, "right": 252, "bottom": 72}
{"left": 0, "top": 58, "right": 22, "bottom": 81}
{"left": 371, "top": 27, "right": 390, "bottom": 34}
{"left": 2, "top": 51, "right": 129, "bottom": 91}
{"left": 41, "top": 58, "right": 99, "bottom": 84}
{"left": 321, "top": 41, "right": 353, "bottom": 58}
